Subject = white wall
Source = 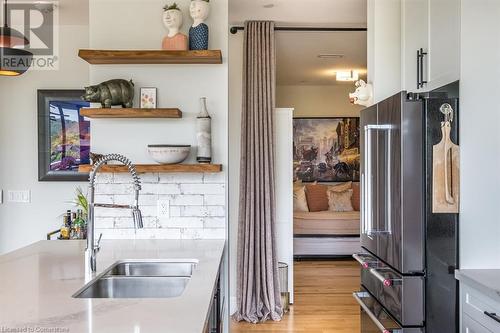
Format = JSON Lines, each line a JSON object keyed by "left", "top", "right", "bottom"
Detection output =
{"left": 86, "top": 0, "right": 228, "bottom": 240}
{"left": 0, "top": 2, "right": 90, "bottom": 254}
{"left": 228, "top": 30, "right": 243, "bottom": 313}
{"left": 0, "top": 0, "right": 229, "bottom": 253}
{"left": 277, "top": 84, "right": 363, "bottom": 117}
{"left": 459, "top": 0, "right": 500, "bottom": 268}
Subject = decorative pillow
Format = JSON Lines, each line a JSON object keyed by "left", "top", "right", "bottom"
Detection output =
{"left": 328, "top": 181, "right": 353, "bottom": 193}
{"left": 328, "top": 189, "right": 354, "bottom": 212}
{"left": 351, "top": 182, "right": 361, "bottom": 211}
{"left": 293, "top": 185, "right": 309, "bottom": 212}
{"left": 305, "top": 184, "right": 329, "bottom": 212}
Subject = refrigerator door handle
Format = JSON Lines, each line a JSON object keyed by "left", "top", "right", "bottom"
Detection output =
{"left": 353, "top": 292, "right": 401, "bottom": 333}
{"left": 364, "top": 126, "right": 374, "bottom": 237}
{"left": 385, "top": 128, "right": 393, "bottom": 235}
{"left": 365, "top": 125, "right": 394, "bottom": 235}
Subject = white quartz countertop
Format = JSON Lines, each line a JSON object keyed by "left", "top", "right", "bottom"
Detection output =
{"left": 0, "top": 239, "right": 225, "bottom": 333}
{"left": 455, "top": 269, "right": 500, "bottom": 303}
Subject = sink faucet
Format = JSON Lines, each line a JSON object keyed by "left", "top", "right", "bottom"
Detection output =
{"left": 85, "top": 154, "right": 143, "bottom": 274}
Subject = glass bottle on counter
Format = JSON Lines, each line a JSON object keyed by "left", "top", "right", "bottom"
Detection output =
{"left": 60, "top": 215, "right": 70, "bottom": 240}
{"left": 72, "top": 210, "right": 85, "bottom": 240}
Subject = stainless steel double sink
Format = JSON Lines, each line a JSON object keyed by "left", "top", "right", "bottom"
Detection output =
{"left": 73, "top": 260, "right": 198, "bottom": 299}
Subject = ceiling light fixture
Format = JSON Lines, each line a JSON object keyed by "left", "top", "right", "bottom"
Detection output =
{"left": 0, "top": 0, "right": 33, "bottom": 76}
{"left": 318, "top": 54, "right": 344, "bottom": 59}
{"left": 336, "top": 70, "right": 359, "bottom": 82}
{"left": 263, "top": 3, "right": 274, "bottom": 8}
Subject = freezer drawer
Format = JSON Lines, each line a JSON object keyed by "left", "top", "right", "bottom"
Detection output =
{"left": 354, "top": 289, "right": 424, "bottom": 333}
{"left": 355, "top": 252, "right": 424, "bottom": 326}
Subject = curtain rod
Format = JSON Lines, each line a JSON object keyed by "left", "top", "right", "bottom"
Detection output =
{"left": 229, "top": 26, "right": 367, "bottom": 34}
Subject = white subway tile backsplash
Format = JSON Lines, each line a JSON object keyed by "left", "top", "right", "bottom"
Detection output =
{"left": 157, "top": 184, "right": 182, "bottom": 195}
{"left": 94, "top": 217, "right": 115, "bottom": 229}
{"left": 204, "top": 194, "right": 225, "bottom": 206}
{"left": 203, "top": 173, "right": 225, "bottom": 183}
{"left": 115, "top": 173, "right": 159, "bottom": 184}
{"left": 181, "top": 183, "right": 225, "bottom": 195}
{"left": 169, "top": 206, "right": 182, "bottom": 217}
{"left": 93, "top": 172, "right": 226, "bottom": 240}
{"left": 95, "top": 206, "right": 131, "bottom": 218}
{"left": 96, "top": 183, "right": 134, "bottom": 195}
{"left": 159, "top": 173, "right": 204, "bottom": 184}
{"left": 159, "top": 217, "right": 204, "bottom": 228}
{"left": 204, "top": 217, "right": 226, "bottom": 228}
{"left": 94, "top": 173, "right": 113, "bottom": 184}
{"left": 140, "top": 184, "right": 160, "bottom": 195}
{"left": 180, "top": 228, "right": 225, "bottom": 240}
{"left": 163, "top": 194, "right": 204, "bottom": 206}
{"left": 113, "top": 194, "right": 159, "bottom": 206}
{"left": 181, "top": 206, "right": 225, "bottom": 217}
{"left": 94, "top": 194, "right": 114, "bottom": 205}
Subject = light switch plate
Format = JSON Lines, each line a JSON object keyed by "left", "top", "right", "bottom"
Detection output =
{"left": 7, "top": 190, "right": 31, "bottom": 203}
{"left": 157, "top": 199, "right": 170, "bottom": 218}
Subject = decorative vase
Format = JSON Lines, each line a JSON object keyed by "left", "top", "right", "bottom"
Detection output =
{"left": 162, "top": 3, "right": 188, "bottom": 51}
{"left": 196, "top": 97, "right": 212, "bottom": 164}
{"left": 189, "top": 0, "right": 210, "bottom": 50}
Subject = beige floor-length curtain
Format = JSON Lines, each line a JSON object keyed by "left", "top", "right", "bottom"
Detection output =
{"left": 233, "top": 21, "right": 283, "bottom": 324}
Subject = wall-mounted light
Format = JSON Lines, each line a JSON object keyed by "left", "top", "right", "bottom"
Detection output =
{"left": 0, "top": 0, "right": 33, "bottom": 76}
{"left": 336, "top": 70, "right": 359, "bottom": 82}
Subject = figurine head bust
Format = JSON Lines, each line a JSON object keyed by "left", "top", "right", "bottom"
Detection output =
{"left": 349, "top": 80, "right": 374, "bottom": 107}
{"left": 190, "top": 0, "right": 210, "bottom": 26}
{"left": 163, "top": 3, "right": 183, "bottom": 36}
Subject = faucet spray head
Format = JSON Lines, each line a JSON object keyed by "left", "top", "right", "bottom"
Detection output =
{"left": 132, "top": 207, "right": 144, "bottom": 229}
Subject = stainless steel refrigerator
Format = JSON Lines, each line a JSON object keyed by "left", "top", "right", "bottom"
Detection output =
{"left": 353, "top": 89, "right": 459, "bottom": 333}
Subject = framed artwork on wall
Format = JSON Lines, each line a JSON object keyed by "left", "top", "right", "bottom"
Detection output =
{"left": 37, "top": 90, "right": 91, "bottom": 181}
{"left": 140, "top": 87, "right": 157, "bottom": 108}
{"left": 293, "top": 117, "right": 360, "bottom": 182}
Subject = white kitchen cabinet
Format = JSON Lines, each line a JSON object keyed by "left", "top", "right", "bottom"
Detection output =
{"left": 402, "top": 0, "right": 460, "bottom": 92}
{"left": 463, "top": 314, "right": 494, "bottom": 333}
{"left": 367, "top": 0, "right": 402, "bottom": 103}
{"left": 402, "top": 0, "right": 429, "bottom": 92}
{"left": 460, "top": 284, "right": 500, "bottom": 333}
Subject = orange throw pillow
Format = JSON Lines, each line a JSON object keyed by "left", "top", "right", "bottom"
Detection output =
{"left": 352, "top": 182, "right": 361, "bottom": 211}
{"left": 305, "top": 184, "right": 329, "bottom": 212}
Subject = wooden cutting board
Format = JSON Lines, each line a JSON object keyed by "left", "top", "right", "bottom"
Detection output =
{"left": 433, "top": 122, "right": 460, "bottom": 213}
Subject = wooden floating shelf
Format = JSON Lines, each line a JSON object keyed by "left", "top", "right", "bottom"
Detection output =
{"left": 78, "top": 49, "right": 223, "bottom": 65}
{"left": 78, "top": 164, "right": 223, "bottom": 174}
{"left": 80, "top": 108, "right": 182, "bottom": 119}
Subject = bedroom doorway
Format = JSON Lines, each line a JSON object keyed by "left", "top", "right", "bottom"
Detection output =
{"left": 228, "top": 2, "right": 369, "bottom": 330}
{"left": 277, "top": 28, "right": 367, "bottom": 325}
{"left": 275, "top": 29, "right": 366, "bottom": 257}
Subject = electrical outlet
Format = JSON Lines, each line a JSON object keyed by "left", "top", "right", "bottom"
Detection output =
{"left": 7, "top": 190, "right": 31, "bottom": 203}
{"left": 157, "top": 199, "right": 170, "bottom": 218}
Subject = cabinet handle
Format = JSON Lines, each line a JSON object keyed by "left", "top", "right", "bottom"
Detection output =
{"left": 417, "top": 49, "right": 420, "bottom": 89}
{"left": 417, "top": 48, "right": 428, "bottom": 88}
{"left": 484, "top": 311, "right": 500, "bottom": 324}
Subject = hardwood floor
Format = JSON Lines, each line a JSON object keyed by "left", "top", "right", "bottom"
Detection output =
{"left": 230, "top": 260, "right": 361, "bottom": 333}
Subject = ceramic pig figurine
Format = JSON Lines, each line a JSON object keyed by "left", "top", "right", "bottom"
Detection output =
{"left": 349, "top": 80, "right": 373, "bottom": 107}
{"left": 82, "top": 79, "right": 135, "bottom": 108}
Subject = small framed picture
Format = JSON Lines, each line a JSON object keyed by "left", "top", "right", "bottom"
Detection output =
{"left": 140, "top": 87, "right": 157, "bottom": 108}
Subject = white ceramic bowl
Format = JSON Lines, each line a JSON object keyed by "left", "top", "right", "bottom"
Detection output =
{"left": 147, "top": 145, "right": 191, "bottom": 164}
